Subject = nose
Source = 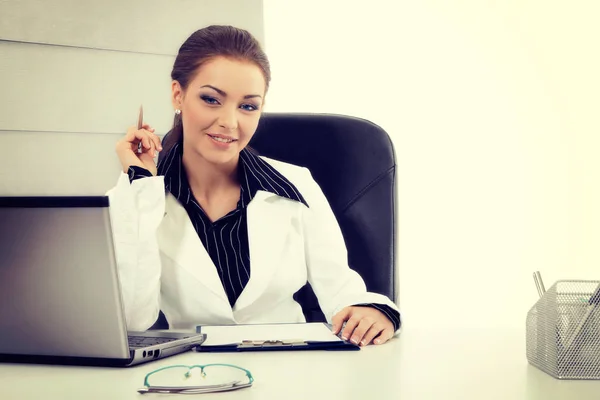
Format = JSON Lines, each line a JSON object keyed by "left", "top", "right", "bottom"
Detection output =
{"left": 217, "top": 106, "right": 238, "bottom": 131}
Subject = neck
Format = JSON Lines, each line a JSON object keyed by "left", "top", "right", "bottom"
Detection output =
{"left": 181, "top": 149, "right": 239, "bottom": 199}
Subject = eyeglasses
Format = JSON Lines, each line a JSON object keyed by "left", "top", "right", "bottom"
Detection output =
{"left": 137, "top": 363, "right": 254, "bottom": 394}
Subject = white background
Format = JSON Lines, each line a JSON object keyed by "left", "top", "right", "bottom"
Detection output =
{"left": 263, "top": 0, "right": 600, "bottom": 329}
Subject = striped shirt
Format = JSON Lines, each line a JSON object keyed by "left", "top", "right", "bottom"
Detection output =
{"left": 128, "top": 142, "right": 400, "bottom": 331}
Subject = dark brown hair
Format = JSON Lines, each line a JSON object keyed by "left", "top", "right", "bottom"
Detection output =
{"left": 160, "top": 25, "right": 270, "bottom": 160}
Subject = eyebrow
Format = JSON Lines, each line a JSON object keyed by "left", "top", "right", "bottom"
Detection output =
{"left": 200, "top": 85, "right": 262, "bottom": 100}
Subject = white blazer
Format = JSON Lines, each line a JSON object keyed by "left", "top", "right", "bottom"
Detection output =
{"left": 106, "top": 157, "right": 399, "bottom": 332}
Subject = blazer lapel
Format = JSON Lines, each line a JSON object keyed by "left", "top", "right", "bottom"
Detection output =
{"left": 158, "top": 194, "right": 229, "bottom": 304}
{"left": 234, "top": 191, "right": 292, "bottom": 312}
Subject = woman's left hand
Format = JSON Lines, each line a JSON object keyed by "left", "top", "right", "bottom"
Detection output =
{"left": 331, "top": 306, "right": 395, "bottom": 346}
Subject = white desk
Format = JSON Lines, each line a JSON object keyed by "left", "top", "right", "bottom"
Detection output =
{"left": 1, "top": 326, "right": 599, "bottom": 400}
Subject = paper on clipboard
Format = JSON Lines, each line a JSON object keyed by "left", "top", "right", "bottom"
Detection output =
{"left": 199, "top": 322, "right": 342, "bottom": 346}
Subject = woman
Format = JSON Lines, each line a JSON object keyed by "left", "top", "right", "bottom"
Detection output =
{"left": 108, "top": 25, "right": 400, "bottom": 346}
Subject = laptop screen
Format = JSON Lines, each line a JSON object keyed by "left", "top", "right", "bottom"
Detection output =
{"left": 0, "top": 196, "right": 130, "bottom": 359}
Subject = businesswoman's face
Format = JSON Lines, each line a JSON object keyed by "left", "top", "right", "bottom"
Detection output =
{"left": 171, "top": 56, "right": 266, "bottom": 167}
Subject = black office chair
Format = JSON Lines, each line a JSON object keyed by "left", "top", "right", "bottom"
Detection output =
{"left": 250, "top": 113, "right": 397, "bottom": 321}
{"left": 153, "top": 112, "right": 397, "bottom": 326}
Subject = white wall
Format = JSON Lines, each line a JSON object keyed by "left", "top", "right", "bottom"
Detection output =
{"left": 0, "top": 0, "right": 264, "bottom": 195}
{"left": 263, "top": 1, "right": 600, "bottom": 329}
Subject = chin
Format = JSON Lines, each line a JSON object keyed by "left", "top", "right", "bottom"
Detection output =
{"left": 196, "top": 145, "right": 240, "bottom": 166}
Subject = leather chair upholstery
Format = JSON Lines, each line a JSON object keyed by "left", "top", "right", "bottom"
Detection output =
{"left": 249, "top": 113, "right": 397, "bottom": 322}
{"left": 153, "top": 112, "right": 397, "bottom": 326}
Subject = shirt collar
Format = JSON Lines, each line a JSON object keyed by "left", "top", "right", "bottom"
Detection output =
{"left": 238, "top": 148, "right": 308, "bottom": 208}
{"left": 157, "top": 142, "right": 308, "bottom": 208}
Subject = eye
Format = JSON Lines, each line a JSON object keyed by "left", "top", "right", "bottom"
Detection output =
{"left": 240, "top": 103, "right": 259, "bottom": 112}
{"left": 200, "top": 95, "right": 220, "bottom": 105}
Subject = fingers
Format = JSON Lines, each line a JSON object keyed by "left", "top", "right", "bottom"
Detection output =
{"left": 358, "top": 322, "right": 385, "bottom": 346}
{"left": 124, "top": 126, "right": 149, "bottom": 149}
{"left": 348, "top": 318, "right": 375, "bottom": 346}
{"left": 334, "top": 306, "right": 396, "bottom": 346}
{"left": 372, "top": 327, "right": 395, "bottom": 345}
{"left": 141, "top": 123, "right": 154, "bottom": 132}
{"left": 123, "top": 126, "right": 161, "bottom": 157}
{"left": 142, "top": 124, "right": 163, "bottom": 152}
{"left": 115, "top": 124, "right": 161, "bottom": 175}
{"left": 340, "top": 315, "right": 361, "bottom": 342}
{"left": 331, "top": 307, "right": 351, "bottom": 335}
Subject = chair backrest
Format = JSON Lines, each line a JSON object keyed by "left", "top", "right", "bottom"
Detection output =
{"left": 156, "top": 112, "right": 397, "bottom": 324}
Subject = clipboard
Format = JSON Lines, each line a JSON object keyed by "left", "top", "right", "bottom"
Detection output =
{"left": 193, "top": 322, "right": 360, "bottom": 352}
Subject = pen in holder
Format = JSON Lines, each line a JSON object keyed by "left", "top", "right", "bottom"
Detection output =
{"left": 526, "top": 280, "right": 600, "bottom": 379}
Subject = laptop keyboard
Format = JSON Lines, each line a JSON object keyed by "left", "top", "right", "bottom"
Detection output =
{"left": 128, "top": 335, "right": 179, "bottom": 349}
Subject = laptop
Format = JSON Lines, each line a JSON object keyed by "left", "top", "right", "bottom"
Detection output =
{"left": 0, "top": 196, "right": 206, "bottom": 367}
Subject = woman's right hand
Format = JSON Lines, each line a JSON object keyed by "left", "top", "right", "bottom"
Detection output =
{"left": 115, "top": 124, "right": 163, "bottom": 176}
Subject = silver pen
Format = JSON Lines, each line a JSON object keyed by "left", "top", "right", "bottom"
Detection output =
{"left": 533, "top": 271, "right": 546, "bottom": 299}
{"left": 136, "top": 105, "right": 144, "bottom": 154}
{"left": 564, "top": 284, "right": 600, "bottom": 350}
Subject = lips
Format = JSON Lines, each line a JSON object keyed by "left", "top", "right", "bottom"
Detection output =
{"left": 207, "top": 133, "right": 237, "bottom": 143}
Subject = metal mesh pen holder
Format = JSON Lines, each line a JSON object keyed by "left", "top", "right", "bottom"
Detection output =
{"left": 526, "top": 280, "right": 600, "bottom": 379}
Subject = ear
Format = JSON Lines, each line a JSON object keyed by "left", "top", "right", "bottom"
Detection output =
{"left": 171, "top": 80, "right": 184, "bottom": 110}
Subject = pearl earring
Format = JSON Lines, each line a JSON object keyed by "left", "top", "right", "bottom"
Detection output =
{"left": 175, "top": 109, "right": 181, "bottom": 115}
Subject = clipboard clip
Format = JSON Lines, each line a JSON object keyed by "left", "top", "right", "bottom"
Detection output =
{"left": 238, "top": 339, "right": 308, "bottom": 348}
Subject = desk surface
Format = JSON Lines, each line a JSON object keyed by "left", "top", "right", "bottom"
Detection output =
{"left": 1, "top": 326, "right": 599, "bottom": 400}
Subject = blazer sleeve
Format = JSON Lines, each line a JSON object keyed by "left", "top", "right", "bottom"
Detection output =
{"left": 105, "top": 171, "right": 166, "bottom": 331}
{"left": 298, "top": 168, "right": 400, "bottom": 328}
